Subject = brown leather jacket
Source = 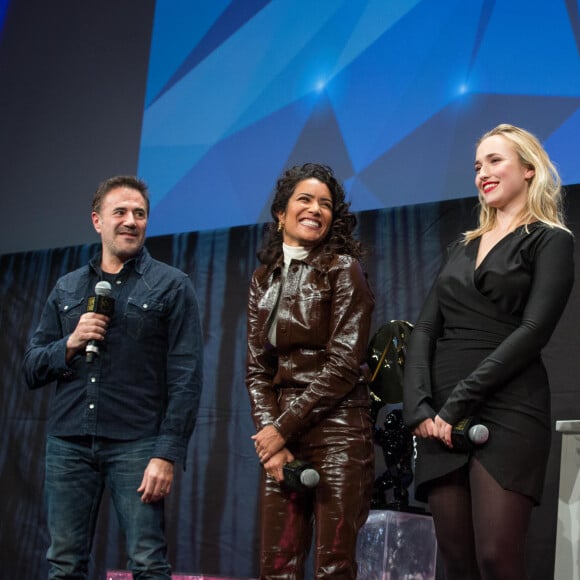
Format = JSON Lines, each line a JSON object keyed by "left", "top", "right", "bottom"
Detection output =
{"left": 246, "top": 246, "right": 375, "bottom": 440}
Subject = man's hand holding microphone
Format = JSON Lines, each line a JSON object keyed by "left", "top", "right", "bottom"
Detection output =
{"left": 66, "top": 281, "right": 114, "bottom": 363}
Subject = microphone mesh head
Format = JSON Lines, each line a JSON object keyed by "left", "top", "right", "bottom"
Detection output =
{"left": 95, "top": 281, "right": 112, "bottom": 296}
{"left": 469, "top": 424, "right": 489, "bottom": 444}
{"left": 300, "top": 468, "right": 320, "bottom": 488}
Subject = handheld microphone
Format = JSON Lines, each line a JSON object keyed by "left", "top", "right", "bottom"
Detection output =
{"left": 282, "top": 460, "right": 320, "bottom": 491}
{"left": 451, "top": 417, "right": 489, "bottom": 452}
{"left": 85, "top": 281, "right": 114, "bottom": 363}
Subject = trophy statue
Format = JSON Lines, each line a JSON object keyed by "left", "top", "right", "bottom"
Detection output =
{"left": 366, "top": 320, "right": 421, "bottom": 512}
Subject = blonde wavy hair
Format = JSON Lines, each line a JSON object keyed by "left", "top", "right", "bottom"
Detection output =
{"left": 464, "top": 124, "right": 570, "bottom": 243}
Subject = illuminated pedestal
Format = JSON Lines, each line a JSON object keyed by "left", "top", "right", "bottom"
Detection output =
{"left": 554, "top": 420, "right": 580, "bottom": 580}
{"left": 108, "top": 510, "right": 436, "bottom": 580}
{"left": 356, "top": 509, "right": 437, "bottom": 580}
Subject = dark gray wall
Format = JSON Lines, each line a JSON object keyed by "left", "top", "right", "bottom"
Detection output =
{"left": 0, "top": 0, "right": 155, "bottom": 255}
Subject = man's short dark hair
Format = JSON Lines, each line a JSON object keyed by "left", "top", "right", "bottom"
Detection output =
{"left": 92, "top": 175, "right": 150, "bottom": 216}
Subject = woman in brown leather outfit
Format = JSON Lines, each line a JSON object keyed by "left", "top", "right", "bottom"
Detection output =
{"left": 246, "top": 163, "right": 375, "bottom": 579}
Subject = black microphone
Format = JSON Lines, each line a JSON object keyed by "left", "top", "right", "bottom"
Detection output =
{"left": 282, "top": 460, "right": 320, "bottom": 491}
{"left": 451, "top": 417, "right": 489, "bottom": 452}
{"left": 85, "top": 281, "right": 114, "bottom": 363}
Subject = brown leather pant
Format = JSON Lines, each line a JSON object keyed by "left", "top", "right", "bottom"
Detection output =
{"left": 259, "top": 386, "right": 374, "bottom": 579}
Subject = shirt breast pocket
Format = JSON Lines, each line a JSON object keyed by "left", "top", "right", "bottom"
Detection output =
{"left": 124, "top": 297, "right": 165, "bottom": 340}
{"left": 59, "top": 298, "right": 84, "bottom": 335}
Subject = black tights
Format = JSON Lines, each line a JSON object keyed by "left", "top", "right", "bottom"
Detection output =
{"left": 428, "top": 458, "right": 533, "bottom": 580}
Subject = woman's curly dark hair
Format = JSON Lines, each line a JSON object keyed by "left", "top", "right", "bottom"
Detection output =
{"left": 257, "top": 163, "right": 363, "bottom": 265}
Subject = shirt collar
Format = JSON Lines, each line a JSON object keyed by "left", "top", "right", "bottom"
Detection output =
{"left": 89, "top": 246, "right": 150, "bottom": 277}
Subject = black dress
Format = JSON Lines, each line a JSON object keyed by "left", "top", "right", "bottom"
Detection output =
{"left": 403, "top": 223, "right": 575, "bottom": 503}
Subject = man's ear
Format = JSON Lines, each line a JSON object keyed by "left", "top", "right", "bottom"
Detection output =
{"left": 91, "top": 211, "right": 102, "bottom": 234}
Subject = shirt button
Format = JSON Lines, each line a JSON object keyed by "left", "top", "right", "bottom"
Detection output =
{"left": 89, "top": 403, "right": 95, "bottom": 410}
{"left": 116, "top": 280, "right": 122, "bottom": 285}
{"left": 143, "top": 303, "right": 148, "bottom": 309}
{"left": 90, "top": 377, "right": 96, "bottom": 383}
{"left": 63, "top": 305, "right": 69, "bottom": 311}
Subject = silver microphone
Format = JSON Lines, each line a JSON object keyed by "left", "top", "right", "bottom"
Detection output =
{"left": 467, "top": 423, "right": 489, "bottom": 445}
{"left": 451, "top": 417, "right": 489, "bottom": 451}
{"left": 85, "top": 281, "right": 114, "bottom": 363}
{"left": 282, "top": 460, "right": 320, "bottom": 491}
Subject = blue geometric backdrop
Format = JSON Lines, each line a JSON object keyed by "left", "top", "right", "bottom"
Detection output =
{"left": 138, "top": 0, "right": 580, "bottom": 237}
{"left": 0, "top": 0, "right": 10, "bottom": 35}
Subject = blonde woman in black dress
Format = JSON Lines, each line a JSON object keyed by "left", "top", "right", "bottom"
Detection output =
{"left": 403, "top": 124, "right": 574, "bottom": 580}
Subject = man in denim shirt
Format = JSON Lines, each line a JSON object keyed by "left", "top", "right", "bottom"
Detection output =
{"left": 23, "top": 175, "right": 203, "bottom": 579}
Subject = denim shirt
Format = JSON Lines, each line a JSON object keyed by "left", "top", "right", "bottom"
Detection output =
{"left": 23, "top": 247, "right": 203, "bottom": 466}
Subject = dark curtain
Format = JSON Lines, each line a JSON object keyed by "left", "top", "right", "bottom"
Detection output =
{"left": 1, "top": 193, "right": 578, "bottom": 579}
